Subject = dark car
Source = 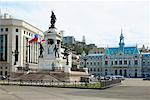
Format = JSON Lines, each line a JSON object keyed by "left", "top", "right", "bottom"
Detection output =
{"left": 143, "top": 77, "right": 150, "bottom": 80}
{"left": 0, "top": 75, "right": 7, "bottom": 80}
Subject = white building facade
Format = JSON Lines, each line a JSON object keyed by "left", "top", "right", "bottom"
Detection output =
{"left": 0, "top": 13, "right": 43, "bottom": 76}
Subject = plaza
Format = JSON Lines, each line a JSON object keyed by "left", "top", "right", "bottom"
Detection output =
{"left": 0, "top": 78, "right": 150, "bottom": 100}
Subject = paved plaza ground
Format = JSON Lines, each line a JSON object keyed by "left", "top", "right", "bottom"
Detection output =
{"left": 0, "top": 78, "right": 150, "bottom": 100}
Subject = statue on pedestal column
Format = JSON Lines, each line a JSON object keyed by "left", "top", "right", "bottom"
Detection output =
{"left": 50, "top": 11, "right": 57, "bottom": 28}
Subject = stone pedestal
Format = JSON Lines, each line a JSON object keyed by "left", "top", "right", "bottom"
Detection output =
{"left": 39, "top": 58, "right": 63, "bottom": 71}
{"left": 38, "top": 28, "right": 63, "bottom": 71}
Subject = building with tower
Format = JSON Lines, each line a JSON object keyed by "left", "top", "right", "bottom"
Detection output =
{"left": 80, "top": 29, "right": 142, "bottom": 77}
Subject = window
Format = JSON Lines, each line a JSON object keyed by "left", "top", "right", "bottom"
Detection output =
{"left": 115, "top": 70, "right": 117, "bottom": 75}
{"left": 15, "top": 35, "right": 19, "bottom": 61}
{"left": 0, "top": 67, "right": 2, "bottom": 69}
{"left": 105, "top": 69, "right": 108, "bottom": 75}
{"left": 97, "top": 68, "right": 100, "bottom": 72}
{"left": 124, "top": 60, "right": 127, "bottom": 65}
{"left": 5, "top": 67, "right": 7, "bottom": 69}
{"left": 5, "top": 35, "right": 7, "bottom": 61}
{"left": 16, "top": 28, "right": 19, "bottom": 32}
{"left": 105, "top": 61, "right": 108, "bottom": 65}
{"left": 5, "top": 71, "right": 7, "bottom": 76}
{"left": 90, "top": 62, "right": 92, "bottom": 65}
{"left": 5, "top": 28, "right": 8, "bottom": 32}
{"left": 115, "top": 61, "right": 118, "bottom": 65}
{"left": 97, "top": 62, "right": 100, "bottom": 65}
{"left": 111, "top": 61, "right": 113, "bottom": 65}
{"left": 24, "top": 31, "right": 26, "bottom": 34}
{"left": 86, "top": 62, "right": 89, "bottom": 65}
{"left": 119, "top": 60, "right": 122, "bottom": 65}
{"left": 94, "top": 62, "right": 96, "bottom": 65}
{"left": 1, "top": 28, "right": 3, "bottom": 32}
{"left": 143, "top": 62, "right": 145, "bottom": 66}
{"left": 129, "top": 60, "right": 131, "bottom": 65}
{"left": 0, "top": 71, "right": 2, "bottom": 75}
{"left": 94, "top": 68, "right": 96, "bottom": 71}
{"left": 134, "top": 60, "right": 138, "bottom": 65}
{"left": 90, "top": 68, "right": 92, "bottom": 72}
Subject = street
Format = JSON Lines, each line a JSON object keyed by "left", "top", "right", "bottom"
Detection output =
{"left": 0, "top": 78, "right": 150, "bottom": 100}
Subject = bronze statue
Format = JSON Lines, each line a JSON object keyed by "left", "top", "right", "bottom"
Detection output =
{"left": 50, "top": 11, "right": 57, "bottom": 28}
{"left": 39, "top": 42, "right": 44, "bottom": 58}
{"left": 53, "top": 44, "right": 59, "bottom": 58}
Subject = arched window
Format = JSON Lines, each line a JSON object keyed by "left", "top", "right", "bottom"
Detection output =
{"left": 105, "top": 69, "right": 108, "bottom": 75}
{"left": 5, "top": 71, "right": 7, "bottom": 76}
{"left": 120, "top": 70, "right": 122, "bottom": 76}
{"left": 90, "top": 68, "right": 92, "bottom": 72}
{"left": 115, "top": 70, "right": 117, "bottom": 75}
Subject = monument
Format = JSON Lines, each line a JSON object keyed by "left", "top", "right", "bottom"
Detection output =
{"left": 38, "top": 11, "right": 88, "bottom": 82}
{"left": 38, "top": 11, "right": 72, "bottom": 72}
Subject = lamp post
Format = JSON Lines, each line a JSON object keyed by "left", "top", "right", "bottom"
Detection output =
{"left": 83, "top": 57, "right": 87, "bottom": 68}
{"left": 12, "top": 50, "right": 19, "bottom": 65}
{"left": 10, "top": 50, "right": 19, "bottom": 84}
{"left": 25, "top": 45, "right": 29, "bottom": 71}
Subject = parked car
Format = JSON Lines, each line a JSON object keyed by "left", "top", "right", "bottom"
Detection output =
{"left": 143, "top": 77, "right": 150, "bottom": 81}
{"left": 104, "top": 75, "right": 114, "bottom": 80}
{"left": 0, "top": 75, "right": 7, "bottom": 80}
{"left": 114, "top": 75, "right": 125, "bottom": 80}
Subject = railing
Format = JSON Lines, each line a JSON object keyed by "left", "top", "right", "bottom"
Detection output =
{"left": 100, "top": 79, "right": 122, "bottom": 89}
{"left": 0, "top": 79, "right": 121, "bottom": 89}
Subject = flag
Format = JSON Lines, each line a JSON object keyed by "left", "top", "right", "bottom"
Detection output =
{"left": 39, "top": 39, "right": 46, "bottom": 47}
{"left": 41, "top": 39, "right": 46, "bottom": 44}
{"left": 29, "top": 34, "right": 38, "bottom": 44}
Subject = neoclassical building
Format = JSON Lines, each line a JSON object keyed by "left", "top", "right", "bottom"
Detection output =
{"left": 0, "top": 13, "right": 43, "bottom": 76}
{"left": 80, "top": 30, "right": 142, "bottom": 77}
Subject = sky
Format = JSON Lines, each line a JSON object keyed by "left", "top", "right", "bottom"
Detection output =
{"left": 0, "top": 0, "right": 150, "bottom": 48}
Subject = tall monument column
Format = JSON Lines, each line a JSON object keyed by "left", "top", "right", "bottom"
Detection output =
{"left": 38, "top": 11, "right": 63, "bottom": 71}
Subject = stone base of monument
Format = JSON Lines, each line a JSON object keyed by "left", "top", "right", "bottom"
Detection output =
{"left": 48, "top": 71, "right": 89, "bottom": 82}
{"left": 38, "top": 58, "right": 64, "bottom": 71}
{"left": 36, "top": 67, "right": 89, "bottom": 82}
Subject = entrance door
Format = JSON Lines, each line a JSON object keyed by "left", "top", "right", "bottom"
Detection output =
{"left": 135, "top": 73, "right": 137, "bottom": 77}
{"left": 124, "top": 69, "right": 127, "bottom": 77}
{"left": 135, "top": 69, "right": 137, "bottom": 77}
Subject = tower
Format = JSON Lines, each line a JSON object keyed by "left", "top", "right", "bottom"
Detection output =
{"left": 82, "top": 35, "right": 86, "bottom": 44}
{"left": 119, "top": 28, "right": 125, "bottom": 52}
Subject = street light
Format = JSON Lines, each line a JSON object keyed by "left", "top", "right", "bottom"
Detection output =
{"left": 83, "top": 57, "right": 87, "bottom": 68}
{"left": 12, "top": 50, "right": 19, "bottom": 65}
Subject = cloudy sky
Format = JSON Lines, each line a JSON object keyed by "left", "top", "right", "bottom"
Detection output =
{"left": 0, "top": 0, "right": 149, "bottom": 48}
